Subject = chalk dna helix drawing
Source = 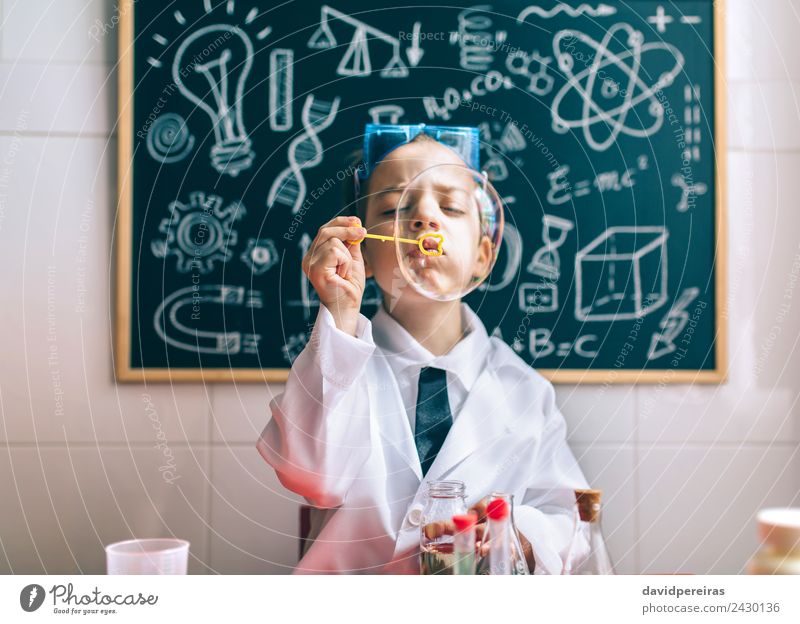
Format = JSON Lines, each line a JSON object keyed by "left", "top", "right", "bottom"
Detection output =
{"left": 551, "top": 23, "right": 685, "bottom": 152}
{"left": 267, "top": 95, "right": 341, "bottom": 214}
{"left": 146, "top": 113, "right": 196, "bottom": 163}
{"left": 172, "top": 24, "right": 256, "bottom": 177}
{"left": 151, "top": 191, "right": 245, "bottom": 274}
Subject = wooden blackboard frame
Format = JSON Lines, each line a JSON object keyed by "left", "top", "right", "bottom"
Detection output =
{"left": 115, "top": 0, "right": 727, "bottom": 384}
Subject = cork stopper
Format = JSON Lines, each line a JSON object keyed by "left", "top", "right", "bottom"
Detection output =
{"left": 575, "top": 489, "right": 603, "bottom": 523}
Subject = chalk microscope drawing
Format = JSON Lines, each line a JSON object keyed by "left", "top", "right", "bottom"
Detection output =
{"left": 506, "top": 50, "right": 555, "bottom": 96}
{"left": 266, "top": 95, "right": 341, "bottom": 214}
{"left": 151, "top": 192, "right": 245, "bottom": 274}
{"left": 146, "top": 113, "right": 196, "bottom": 163}
{"left": 518, "top": 215, "right": 575, "bottom": 314}
{"left": 479, "top": 121, "right": 527, "bottom": 182}
{"left": 671, "top": 173, "right": 708, "bottom": 213}
{"left": 368, "top": 104, "right": 405, "bottom": 124}
{"left": 648, "top": 287, "right": 700, "bottom": 360}
{"left": 683, "top": 84, "right": 702, "bottom": 162}
{"left": 550, "top": 23, "right": 685, "bottom": 152}
{"left": 575, "top": 226, "right": 669, "bottom": 322}
{"left": 517, "top": 3, "right": 617, "bottom": 22}
{"left": 307, "top": 5, "right": 413, "bottom": 78}
{"left": 449, "top": 5, "right": 507, "bottom": 72}
{"left": 269, "top": 49, "right": 294, "bottom": 132}
{"left": 168, "top": 24, "right": 255, "bottom": 177}
{"left": 240, "top": 238, "right": 279, "bottom": 275}
{"left": 154, "top": 285, "right": 263, "bottom": 355}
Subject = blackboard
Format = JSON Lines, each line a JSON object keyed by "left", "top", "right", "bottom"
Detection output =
{"left": 116, "top": 0, "right": 726, "bottom": 382}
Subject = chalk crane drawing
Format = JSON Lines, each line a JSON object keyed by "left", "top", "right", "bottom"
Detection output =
{"left": 551, "top": 23, "right": 684, "bottom": 152}
{"left": 154, "top": 285, "right": 263, "bottom": 355}
{"left": 648, "top": 287, "right": 701, "bottom": 360}
{"left": 146, "top": 113, "right": 196, "bottom": 163}
{"left": 269, "top": 49, "right": 294, "bottom": 131}
{"left": 517, "top": 3, "right": 617, "bottom": 22}
{"left": 307, "top": 5, "right": 414, "bottom": 77}
{"left": 266, "top": 95, "right": 341, "bottom": 214}
{"left": 170, "top": 24, "right": 256, "bottom": 177}
{"left": 151, "top": 192, "right": 245, "bottom": 274}
{"left": 575, "top": 226, "right": 669, "bottom": 321}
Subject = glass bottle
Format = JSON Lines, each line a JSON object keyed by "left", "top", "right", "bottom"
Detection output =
{"left": 475, "top": 492, "right": 530, "bottom": 575}
{"left": 419, "top": 480, "right": 468, "bottom": 575}
{"left": 568, "top": 489, "right": 615, "bottom": 575}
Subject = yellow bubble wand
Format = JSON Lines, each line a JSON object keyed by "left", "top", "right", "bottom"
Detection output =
{"left": 350, "top": 232, "right": 444, "bottom": 257}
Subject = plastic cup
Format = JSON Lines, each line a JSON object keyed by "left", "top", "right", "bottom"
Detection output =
{"left": 105, "top": 538, "right": 190, "bottom": 574}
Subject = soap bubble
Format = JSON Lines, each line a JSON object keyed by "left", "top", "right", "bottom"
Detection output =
{"left": 393, "top": 163, "right": 504, "bottom": 301}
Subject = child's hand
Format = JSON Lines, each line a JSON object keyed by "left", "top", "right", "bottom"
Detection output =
{"left": 302, "top": 216, "right": 368, "bottom": 335}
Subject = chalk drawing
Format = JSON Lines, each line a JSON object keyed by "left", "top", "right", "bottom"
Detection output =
{"left": 671, "top": 173, "right": 708, "bottom": 213}
{"left": 267, "top": 95, "right": 341, "bottom": 214}
{"left": 146, "top": 113, "right": 196, "bottom": 164}
{"left": 517, "top": 3, "right": 617, "bottom": 22}
{"left": 648, "top": 287, "right": 701, "bottom": 360}
{"left": 240, "top": 238, "right": 279, "bottom": 275}
{"left": 575, "top": 226, "right": 669, "bottom": 321}
{"left": 154, "top": 285, "right": 262, "bottom": 355}
{"left": 151, "top": 192, "right": 245, "bottom": 274}
{"left": 551, "top": 23, "right": 684, "bottom": 151}
{"left": 172, "top": 24, "right": 255, "bottom": 176}
{"left": 269, "top": 49, "right": 294, "bottom": 132}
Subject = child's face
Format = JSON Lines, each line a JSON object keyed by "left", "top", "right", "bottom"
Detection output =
{"left": 362, "top": 141, "right": 494, "bottom": 302}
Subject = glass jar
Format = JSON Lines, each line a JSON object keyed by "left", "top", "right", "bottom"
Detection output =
{"left": 475, "top": 492, "right": 530, "bottom": 575}
{"left": 748, "top": 508, "right": 800, "bottom": 575}
{"left": 567, "top": 489, "right": 615, "bottom": 575}
{"left": 419, "top": 480, "right": 468, "bottom": 575}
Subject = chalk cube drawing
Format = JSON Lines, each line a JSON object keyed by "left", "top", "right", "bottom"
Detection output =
{"left": 575, "top": 227, "right": 668, "bottom": 321}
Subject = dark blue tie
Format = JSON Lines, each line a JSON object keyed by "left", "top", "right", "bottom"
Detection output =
{"left": 414, "top": 367, "right": 453, "bottom": 477}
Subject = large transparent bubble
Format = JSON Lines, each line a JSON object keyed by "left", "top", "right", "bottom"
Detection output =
{"left": 392, "top": 163, "right": 504, "bottom": 301}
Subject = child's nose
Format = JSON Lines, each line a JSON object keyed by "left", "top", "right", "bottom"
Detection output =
{"left": 408, "top": 195, "right": 441, "bottom": 232}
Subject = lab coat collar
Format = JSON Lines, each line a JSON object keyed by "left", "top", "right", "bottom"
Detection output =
{"left": 370, "top": 301, "right": 490, "bottom": 394}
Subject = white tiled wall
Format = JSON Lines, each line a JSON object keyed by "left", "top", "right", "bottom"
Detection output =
{"left": 0, "top": 0, "right": 798, "bottom": 575}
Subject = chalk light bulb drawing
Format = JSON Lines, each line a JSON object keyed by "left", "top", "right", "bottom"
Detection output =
{"left": 172, "top": 24, "right": 255, "bottom": 177}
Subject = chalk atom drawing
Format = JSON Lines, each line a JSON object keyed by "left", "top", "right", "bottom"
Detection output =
{"left": 172, "top": 24, "right": 256, "bottom": 176}
{"left": 267, "top": 95, "right": 341, "bottom": 214}
{"left": 551, "top": 23, "right": 684, "bottom": 152}
{"left": 269, "top": 49, "right": 294, "bottom": 131}
{"left": 307, "top": 5, "right": 410, "bottom": 78}
{"left": 154, "top": 284, "right": 263, "bottom": 355}
{"left": 151, "top": 192, "right": 245, "bottom": 274}
{"left": 575, "top": 226, "right": 669, "bottom": 321}
{"left": 146, "top": 113, "right": 196, "bottom": 163}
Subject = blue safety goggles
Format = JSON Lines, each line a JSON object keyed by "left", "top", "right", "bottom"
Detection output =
{"left": 354, "top": 123, "right": 481, "bottom": 197}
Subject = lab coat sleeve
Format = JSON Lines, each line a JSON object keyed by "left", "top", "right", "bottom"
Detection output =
{"left": 513, "top": 380, "right": 592, "bottom": 575}
{"left": 256, "top": 304, "right": 376, "bottom": 508}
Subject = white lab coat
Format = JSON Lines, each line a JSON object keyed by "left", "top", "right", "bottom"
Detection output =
{"left": 257, "top": 302, "right": 591, "bottom": 574}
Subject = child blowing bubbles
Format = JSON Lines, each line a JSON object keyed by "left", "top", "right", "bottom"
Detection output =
{"left": 257, "top": 124, "right": 591, "bottom": 574}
